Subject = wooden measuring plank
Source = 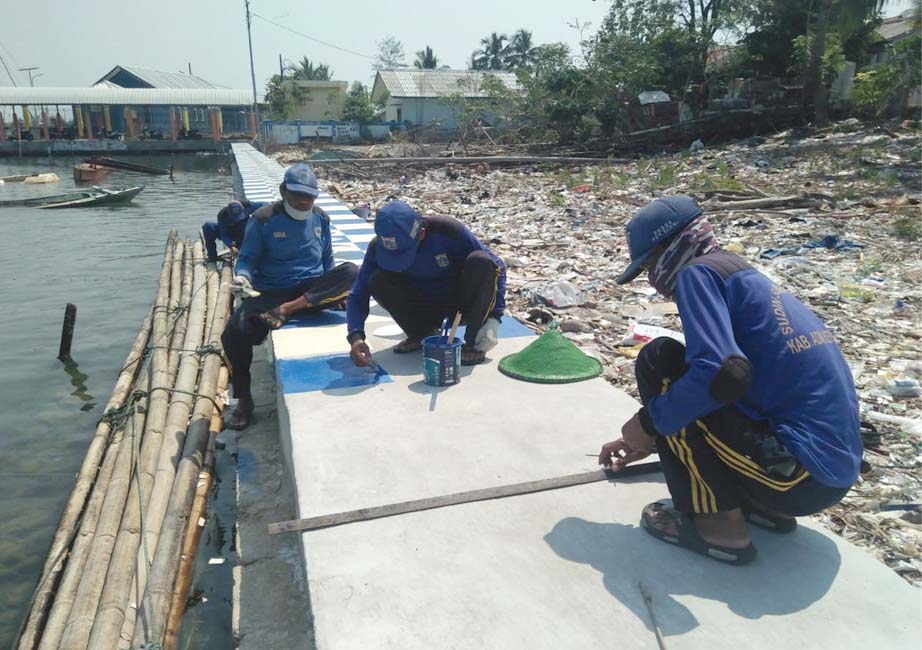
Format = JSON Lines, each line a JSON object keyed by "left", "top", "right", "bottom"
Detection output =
{"left": 268, "top": 461, "right": 661, "bottom": 535}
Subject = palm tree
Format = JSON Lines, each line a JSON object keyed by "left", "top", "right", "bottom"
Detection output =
{"left": 414, "top": 46, "right": 439, "bottom": 69}
{"left": 806, "top": 0, "right": 887, "bottom": 126}
{"left": 473, "top": 33, "right": 509, "bottom": 70}
{"left": 507, "top": 29, "right": 537, "bottom": 68}
{"left": 290, "top": 57, "right": 333, "bottom": 81}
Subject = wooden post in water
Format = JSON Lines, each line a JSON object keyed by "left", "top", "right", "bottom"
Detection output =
{"left": 58, "top": 303, "right": 77, "bottom": 362}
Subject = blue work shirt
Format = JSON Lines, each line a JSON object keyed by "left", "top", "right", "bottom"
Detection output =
{"left": 202, "top": 200, "right": 268, "bottom": 260}
{"left": 347, "top": 215, "right": 506, "bottom": 336}
{"left": 646, "top": 256, "right": 861, "bottom": 488}
{"left": 235, "top": 202, "right": 334, "bottom": 291}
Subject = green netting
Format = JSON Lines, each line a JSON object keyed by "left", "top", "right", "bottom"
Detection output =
{"left": 498, "top": 323, "right": 602, "bottom": 384}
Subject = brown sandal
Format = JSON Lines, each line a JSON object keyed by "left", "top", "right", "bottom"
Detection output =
{"left": 461, "top": 344, "right": 486, "bottom": 366}
{"left": 393, "top": 338, "right": 424, "bottom": 353}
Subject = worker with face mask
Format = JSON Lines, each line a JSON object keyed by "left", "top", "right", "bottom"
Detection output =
{"left": 221, "top": 162, "right": 358, "bottom": 429}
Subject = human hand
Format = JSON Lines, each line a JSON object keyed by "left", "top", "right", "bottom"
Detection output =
{"left": 350, "top": 339, "right": 372, "bottom": 366}
{"left": 598, "top": 438, "right": 651, "bottom": 472}
{"left": 230, "top": 275, "right": 260, "bottom": 298}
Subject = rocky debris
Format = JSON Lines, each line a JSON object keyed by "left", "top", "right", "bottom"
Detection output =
{"left": 278, "top": 120, "right": 922, "bottom": 584}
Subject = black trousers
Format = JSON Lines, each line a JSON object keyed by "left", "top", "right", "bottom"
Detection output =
{"left": 637, "top": 337, "right": 850, "bottom": 516}
{"left": 222, "top": 262, "right": 358, "bottom": 399}
{"left": 369, "top": 250, "right": 501, "bottom": 346}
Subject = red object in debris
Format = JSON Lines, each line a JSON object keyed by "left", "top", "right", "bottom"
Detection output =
{"left": 572, "top": 185, "right": 591, "bottom": 193}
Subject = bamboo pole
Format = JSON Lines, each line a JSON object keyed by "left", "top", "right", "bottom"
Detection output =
{"left": 165, "top": 241, "right": 189, "bottom": 382}
{"left": 82, "top": 238, "right": 191, "bottom": 650}
{"left": 103, "top": 242, "right": 208, "bottom": 650}
{"left": 162, "top": 366, "right": 228, "bottom": 650}
{"left": 59, "top": 234, "right": 179, "bottom": 650}
{"left": 15, "top": 302, "right": 156, "bottom": 648}
{"left": 132, "top": 265, "right": 232, "bottom": 649}
{"left": 37, "top": 371, "right": 150, "bottom": 650}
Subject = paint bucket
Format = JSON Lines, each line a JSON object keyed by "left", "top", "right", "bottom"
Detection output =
{"left": 354, "top": 202, "right": 370, "bottom": 220}
{"left": 422, "top": 335, "right": 462, "bottom": 386}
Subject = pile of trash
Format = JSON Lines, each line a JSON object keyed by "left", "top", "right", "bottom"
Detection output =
{"left": 282, "top": 119, "right": 922, "bottom": 583}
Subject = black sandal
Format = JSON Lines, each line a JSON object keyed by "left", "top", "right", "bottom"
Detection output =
{"left": 460, "top": 344, "right": 486, "bottom": 366}
{"left": 258, "top": 308, "right": 288, "bottom": 330}
{"left": 741, "top": 501, "right": 797, "bottom": 534}
{"left": 393, "top": 338, "right": 424, "bottom": 353}
{"left": 224, "top": 405, "right": 253, "bottom": 430}
{"left": 641, "top": 502, "right": 757, "bottom": 566}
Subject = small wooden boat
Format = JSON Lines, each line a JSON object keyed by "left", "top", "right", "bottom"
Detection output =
{"left": 0, "top": 186, "right": 144, "bottom": 209}
{"left": 86, "top": 157, "right": 170, "bottom": 175}
{"left": 74, "top": 162, "right": 112, "bottom": 183}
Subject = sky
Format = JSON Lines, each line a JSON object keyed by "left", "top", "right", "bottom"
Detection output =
{"left": 0, "top": 0, "right": 916, "bottom": 92}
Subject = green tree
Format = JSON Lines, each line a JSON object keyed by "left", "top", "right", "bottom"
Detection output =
{"left": 290, "top": 57, "right": 333, "bottom": 81}
{"left": 414, "top": 46, "right": 439, "bottom": 69}
{"left": 264, "top": 75, "right": 306, "bottom": 120}
{"left": 802, "top": 0, "right": 888, "bottom": 126}
{"left": 473, "top": 33, "right": 510, "bottom": 70}
{"left": 507, "top": 29, "right": 538, "bottom": 68}
{"left": 343, "top": 82, "right": 379, "bottom": 124}
{"left": 373, "top": 35, "right": 406, "bottom": 70}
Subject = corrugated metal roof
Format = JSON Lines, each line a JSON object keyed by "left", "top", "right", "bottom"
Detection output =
{"left": 0, "top": 87, "right": 253, "bottom": 106}
{"left": 372, "top": 69, "right": 518, "bottom": 99}
{"left": 95, "top": 65, "right": 228, "bottom": 89}
{"left": 877, "top": 10, "right": 916, "bottom": 42}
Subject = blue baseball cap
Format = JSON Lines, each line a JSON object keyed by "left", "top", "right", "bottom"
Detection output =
{"left": 283, "top": 163, "right": 319, "bottom": 197}
{"left": 617, "top": 195, "right": 702, "bottom": 284}
{"left": 374, "top": 201, "right": 422, "bottom": 272}
{"left": 218, "top": 200, "right": 246, "bottom": 223}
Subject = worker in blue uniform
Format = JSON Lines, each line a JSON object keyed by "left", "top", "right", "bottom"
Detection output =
{"left": 599, "top": 195, "right": 861, "bottom": 565}
{"left": 202, "top": 199, "right": 267, "bottom": 263}
{"left": 346, "top": 201, "right": 506, "bottom": 367}
{"left": 221, "top": 163, "right": 358, "bottom": 429}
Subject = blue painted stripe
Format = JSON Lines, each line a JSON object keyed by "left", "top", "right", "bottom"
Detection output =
{"left": 278, "top": 354, "right": 392, "bottom": 394}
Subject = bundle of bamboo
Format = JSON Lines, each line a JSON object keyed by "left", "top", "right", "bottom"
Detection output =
{"left": 15, "top": 233, "right": 235, "bottom": 650}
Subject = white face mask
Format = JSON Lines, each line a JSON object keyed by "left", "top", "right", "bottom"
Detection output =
{"left": 284, "top": 199, "right": 311, "bottom": 221}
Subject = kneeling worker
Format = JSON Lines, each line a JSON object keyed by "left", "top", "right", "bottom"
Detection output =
{"left": 347, "top": 201, "right": 506, "bottom": 367}
{"left": 222, "top": 163, "right": 358, "bottom": 429}
{"left": 202, "top": 199, "right": 266, "bottom": 263}
{"left": 599, "top": 195, "right": 861, "bottom": 565}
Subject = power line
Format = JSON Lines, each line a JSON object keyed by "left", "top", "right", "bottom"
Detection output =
{"left": 252, "top": 13, "right": 376, "bottom": 60}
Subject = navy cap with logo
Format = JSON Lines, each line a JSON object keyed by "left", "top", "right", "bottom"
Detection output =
{"left": 616, "top": 195, "right": 702, "bottom": 284}
{"left": 218, "top": 200, "right": 246, "bottom": 224}
{"left": 374, "top": 201, "right": 422, "bottom": 272}
{"left": 283, "top": 162, "right": 319, "bottom": 197}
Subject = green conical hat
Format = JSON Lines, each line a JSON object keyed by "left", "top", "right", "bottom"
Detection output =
{"left": 498, "top": 323, "right": 603, "bottom": 384}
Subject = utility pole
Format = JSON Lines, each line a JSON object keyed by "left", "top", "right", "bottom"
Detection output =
{"left": 19, "top": 66, "right": 39, "bottom": 86}
{"left": 0, "top": 53, "right": 16, "bottom": 86}
{"left": 279, "top": 53, "right": 284, "bottom": 79}
{"left": 244, "top": 0, "right": 262, "bottom": 148}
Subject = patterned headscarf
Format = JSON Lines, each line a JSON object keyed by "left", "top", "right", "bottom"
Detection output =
{"left": 647, "top": 216, "right": 719, "bottom": 297}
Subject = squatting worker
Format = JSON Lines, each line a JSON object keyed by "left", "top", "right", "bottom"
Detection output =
{"left": 202, "top": 199, "right": 268, "bottom": 263}
{"left": 599, "top": 195, "right": 861, "bottom": 565}
{"left": 346, "top": 201, "right": 506, "bottom": 367}
{"left": 222, "top": 163, "right": 358, "bottom": 429}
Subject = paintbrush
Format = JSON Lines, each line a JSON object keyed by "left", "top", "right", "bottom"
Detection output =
{"left": 447, "top": 311, "right": 462, "bottom": 344}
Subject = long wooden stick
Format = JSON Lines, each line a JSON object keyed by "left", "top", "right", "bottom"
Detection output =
{"left": 15, "top": 307, "right": 153, "bottom": 650}
{"left": 638, "top": 581, "right": 668, "bottom": 650}
{"left": 268, "top": 462, "right": 662, "bottom": 535}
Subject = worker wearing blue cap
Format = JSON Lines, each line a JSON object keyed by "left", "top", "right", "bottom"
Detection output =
{"left": 202, "top": 199, "right": 269, "bottom": 263}
{"left": 598, "top": 195, "right": 861, "bottom": 565}
{"left": 346, "top": 201, "right": 506, "bottom": 366}
{"left": 221, "top": 163, "right": 358, "bottom": 429}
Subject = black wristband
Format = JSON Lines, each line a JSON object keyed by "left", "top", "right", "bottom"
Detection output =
{"left": 347, "top": 330, "right": 366, "bottom": 344}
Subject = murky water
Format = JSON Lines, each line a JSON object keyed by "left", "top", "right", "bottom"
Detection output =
{"left": 0, "top": 154, "right": 237, "bottom": 648}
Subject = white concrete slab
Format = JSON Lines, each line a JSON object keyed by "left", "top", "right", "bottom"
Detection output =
{"left": 232, "top": 143, "right": 922, "bottom": 650}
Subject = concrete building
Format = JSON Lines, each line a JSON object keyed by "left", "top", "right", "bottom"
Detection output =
{"left": 284, "top": 80, "right": 348, "bottom": 121}
{"left": 371, "top": 69, "right": 518, "bottom": 129}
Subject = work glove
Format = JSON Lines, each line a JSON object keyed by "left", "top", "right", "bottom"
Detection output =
{"left": 230, "top": 275, "right": 260, "bottom": 298}
{"left": 473, "top": 317, "right": 501, "bottom": 352}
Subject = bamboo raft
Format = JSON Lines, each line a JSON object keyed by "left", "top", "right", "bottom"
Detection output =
{"left": 15, "top": 233, "right": 234, "bottom": 650}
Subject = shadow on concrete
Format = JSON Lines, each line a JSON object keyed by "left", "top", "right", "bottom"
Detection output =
{"left": 544, "top": 513, "right": 841, "bottom": 638}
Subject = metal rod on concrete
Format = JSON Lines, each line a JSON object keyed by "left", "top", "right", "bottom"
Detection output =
{"left": 638, "top": 581, "right": 668, "bottom": 650}
{"left": 268, "top": 461, "right": 662, "bottom": 534}
{"left": 57, "top": 303, "right": 77, "bottom": 362}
